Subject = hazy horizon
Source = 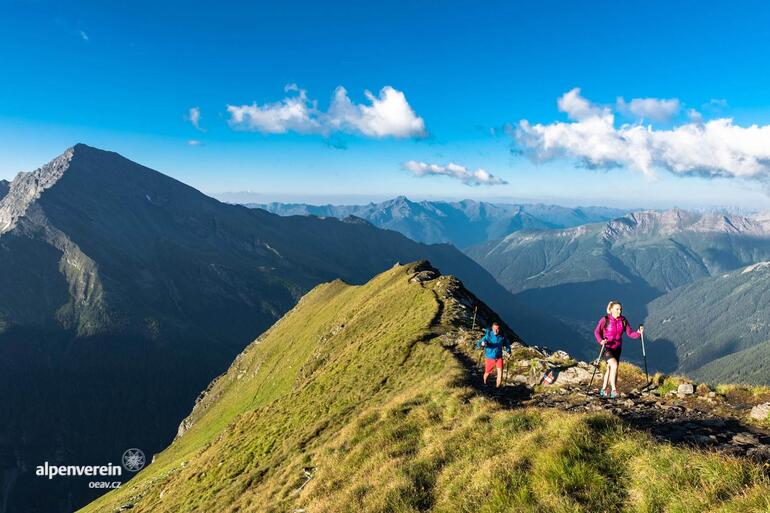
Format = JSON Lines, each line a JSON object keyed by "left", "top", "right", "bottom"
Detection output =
{"left": 209, "top": 190, "right": 764, "bottom": 214}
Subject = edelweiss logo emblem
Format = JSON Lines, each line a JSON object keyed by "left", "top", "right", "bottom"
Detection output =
{"left": 121, "top": 448, "right": 146, "bottom": 472}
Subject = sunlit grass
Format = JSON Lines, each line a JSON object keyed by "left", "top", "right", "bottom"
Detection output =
{"left": 80, "top": 263, "right": 770, "bottom": 513}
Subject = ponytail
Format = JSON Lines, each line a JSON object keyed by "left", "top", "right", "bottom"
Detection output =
{"left": 606, "top": 300, "right": 622, "bottom": 314}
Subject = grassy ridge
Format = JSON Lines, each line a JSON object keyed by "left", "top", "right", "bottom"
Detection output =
{"left": 80, "top": 263, "right": 770, "bottom": 512}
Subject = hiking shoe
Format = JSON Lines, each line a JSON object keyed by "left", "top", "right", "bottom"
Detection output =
{"left": 599, "top": 388, "right": 608, "bottom": 397}
{"left": 610, "top": 390, "right": 618, "bottom": 398}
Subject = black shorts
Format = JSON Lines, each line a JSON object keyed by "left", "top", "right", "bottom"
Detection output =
{"left": 603, "top": 346, "right": 621, "bottom": 362}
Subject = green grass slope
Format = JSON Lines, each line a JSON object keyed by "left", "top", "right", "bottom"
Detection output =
{"left": 80, "top": 262, "right": 770, "bottom": 513}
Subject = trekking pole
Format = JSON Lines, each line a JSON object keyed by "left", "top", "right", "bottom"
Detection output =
{"left": 640, "top": 324, "right": 649, "bottom": 386}
{"left": 471, "top": 306, "right": 478, "bottom": 331}
{"left": 588, "top": 344, "right": 606, "bottom": 389}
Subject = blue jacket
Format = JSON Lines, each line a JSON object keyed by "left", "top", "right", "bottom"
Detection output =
{"left": 477, "top": 329, "right": 511, "bottom": 359}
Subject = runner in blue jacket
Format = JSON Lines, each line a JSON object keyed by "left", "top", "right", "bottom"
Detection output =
{"left": 477, "top": 322, "right": 511, "bottom": 388}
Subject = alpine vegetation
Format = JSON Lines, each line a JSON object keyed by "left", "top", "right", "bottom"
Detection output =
{"left": 80, "top": 263, "right": 770, "bottom": 513}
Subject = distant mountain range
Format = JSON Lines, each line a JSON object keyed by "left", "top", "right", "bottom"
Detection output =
{"left": 248, "top": 197, "right": 628, "bottom": 248}
{"left": 0, "top": 144, "right": 576, "bottom": 513}
{"left": 250, "top": 198, "right": 770, "bottom": 382}
{"left": 466, "top": 209, "right": 770, "bottom": 364}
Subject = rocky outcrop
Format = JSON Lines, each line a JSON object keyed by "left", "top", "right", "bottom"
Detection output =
{"left": 455, "top": 319, "right": 770, "bottom": 463}
{"left": 0, "top": 146, "right": 73, "bottom": 234}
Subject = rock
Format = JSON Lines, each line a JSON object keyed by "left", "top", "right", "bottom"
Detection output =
{"left": 677, "top": 383, "right": 695, "bottom": 396}
{"left": 747, "top": 445, "right": 770, "bottom": 461}
{"left": 548, "top": 350, "right": 570, "bottom": 361}
{"left": 553, "top": 366, "right": 593, "bottom": 386}
{"left": 731, "top": 433, "right": 759, "bottom": 445}
{"left": 750, "top": 402, "right": 770, "bottom": 421}
{"left": 410, "top": 270, "right": 439, "bottom": 283}
{"left": 708, "top": 391, "right": 716, "bottom": 398}
{"left": 696, "top": 383, "right": 711, "bottom": 396}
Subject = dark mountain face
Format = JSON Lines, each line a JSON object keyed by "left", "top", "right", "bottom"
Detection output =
{"left": 0, "top": 145, "right": 576, "bottom": 513}
{"left": 644, "top": 262, "right": 770, "bottom": 383}
{"left": 249, "top": 196, "right": 627, "bottom": 248}
{"left": 0, "top": 179, "right": 9, "bottom": 201}
{"left": 466, "top": 210, "right": 770, "bottom": 363}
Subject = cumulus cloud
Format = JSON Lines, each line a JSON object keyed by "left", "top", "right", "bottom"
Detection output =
{"left": 187, "top": 107, "right": 204, "bottom": 131}
{"left": 226, "top": 85, "right": 426, "bottom": 139}
{"left": 616, "top": 96, "right": 680, "bottom": 122}
{"left": 227, "top": 88, "right": 321, "bottom": 134}
{"left": 515, "top": 88, "right": 770, "bottom": 181}
{"left": 402, "top": 160, "right": 508, "bottom": 186}
{"left": 558, "top": 88, "right": 607, "bottom": 121}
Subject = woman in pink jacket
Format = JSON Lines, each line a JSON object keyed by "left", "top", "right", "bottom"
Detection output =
{"left": 594, "top": 300, "right": 644, "bottom": 398}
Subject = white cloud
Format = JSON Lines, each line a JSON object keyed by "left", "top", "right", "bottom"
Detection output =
{"left": 515, "top": 89, "right": 770, "bottom": 180}
{"left": 402, "top": 160, "right": 508, "bottom": 186}
{"left": 616, "top": 96, "right": 680, "bottom": 122}
{"left": 79, "top": 30, "right": 89, "bottom": 42}
{"left": 226, "top": 88, "right": 321, "bottom": 134}
{"left": 187, "top": 107, "right": 204, "bottom": 131}
{"left": 227, "top": 85, "right": 426, "bottom": 139}
{"left": 187, "top": 140, "right": 203, "bottom": 146}
{"left": 557, "top": 88, "right": 608, "bottom": 121}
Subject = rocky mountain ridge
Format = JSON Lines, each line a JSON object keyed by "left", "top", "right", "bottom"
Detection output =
{"left": 0, "top": 146, "right": 74, "bottom": 234}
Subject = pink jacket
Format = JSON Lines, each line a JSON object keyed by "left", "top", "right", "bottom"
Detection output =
{"left": 594, "top": 315, "right": 640, "bottom": 350}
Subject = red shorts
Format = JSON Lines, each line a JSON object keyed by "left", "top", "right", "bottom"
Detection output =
{"left": 484, "top": 358, "right": 504, "bottom": 373}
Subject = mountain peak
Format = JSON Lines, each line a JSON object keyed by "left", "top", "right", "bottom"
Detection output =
{"left": 70, "top": 142, "right": 122, "bottom": 159}
{"left": 387, "top": 195, "right": 417, "bottom": 208}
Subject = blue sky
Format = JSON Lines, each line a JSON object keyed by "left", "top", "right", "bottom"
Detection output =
{"left": 2, "top": 0, "right": 770, "bottom": 208}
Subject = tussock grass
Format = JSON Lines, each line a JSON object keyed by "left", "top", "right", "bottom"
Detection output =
{"left": 80, "top": 263, "right": 770, "bottom": 513}
{"left": 715, "top": 383, "right": 770, "bottom": 404}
